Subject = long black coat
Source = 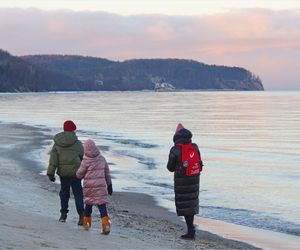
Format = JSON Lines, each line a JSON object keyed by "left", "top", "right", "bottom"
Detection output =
{"left": 167, "top": 128, "right": 201, "bottom": 216}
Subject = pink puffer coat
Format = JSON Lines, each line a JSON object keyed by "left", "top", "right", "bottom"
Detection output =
{"left": 76, "top": 139, "right": 112, "bottom": 205}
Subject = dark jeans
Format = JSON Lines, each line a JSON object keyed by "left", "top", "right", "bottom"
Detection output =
{"left": 59, "top": 176, "right": 84, "bottom": 215}
{"left": 184, "top": 215, "right": 195, "bottom": 231}
{"left": 84, "top": 204, "right": 108, "bottom": 218}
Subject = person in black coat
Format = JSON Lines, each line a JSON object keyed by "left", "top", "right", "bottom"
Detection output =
{"left": 167, "top": 123, "right": 203, "bottom": 240}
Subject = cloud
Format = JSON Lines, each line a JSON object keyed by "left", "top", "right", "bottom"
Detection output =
{"left": 0, "top": 7, "right": 299, "bottom": 89}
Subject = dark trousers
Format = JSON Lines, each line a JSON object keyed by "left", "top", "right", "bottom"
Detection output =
{"left": 184, "top": 215, "right": 194, "bottom": 231}
{"left": 59, "top": 176, "right": 84, "bottom": 215}
{"left": 84, "top": 204, "right": 108, "bottom": 218}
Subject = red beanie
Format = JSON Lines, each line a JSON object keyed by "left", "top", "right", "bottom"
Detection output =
{"left": 175, "top": 123, "right": 184, "bottom": 132}
{"left": 63, "top": 120, "right": 77, "bottom": 132}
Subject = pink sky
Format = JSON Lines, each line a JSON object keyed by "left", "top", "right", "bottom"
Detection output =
{"left": 0, "top": 7, "right": 299, "bottom": 90}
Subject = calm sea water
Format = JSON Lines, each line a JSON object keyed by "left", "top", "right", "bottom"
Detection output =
{"left": 0, "top": 91, "right": 299, "bottom": 236}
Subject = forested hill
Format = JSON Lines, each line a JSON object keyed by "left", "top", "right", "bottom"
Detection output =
{"left": 0, "top": 49, "right": 264, "bottom": 92}
{"left": 22, "top": 55, "right": 264, "bottom": 91}
{"left": 0, "top": 49, "right": 82, "bottom": 92}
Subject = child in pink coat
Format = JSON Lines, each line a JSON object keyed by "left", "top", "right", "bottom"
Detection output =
{"left": 76, "top": 139, "right": 113, "bottom": 234}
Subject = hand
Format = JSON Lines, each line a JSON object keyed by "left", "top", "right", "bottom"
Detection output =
{"left": 48, "top": 175, "right": 55, "bottom": 182}
{"left": 107, "top": 184, "right": 113, "bottom": 195}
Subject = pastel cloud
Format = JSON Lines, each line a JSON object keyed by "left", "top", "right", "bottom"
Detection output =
{"left": 0, "top": 7, "right": 299, "bottom": 89}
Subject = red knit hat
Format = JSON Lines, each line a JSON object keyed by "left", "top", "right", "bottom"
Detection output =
{"left": 63, "top": 120, "right": 77, "bottom": 132}
{"left": 175, "top": 123, "right": 184, "bottom": 132}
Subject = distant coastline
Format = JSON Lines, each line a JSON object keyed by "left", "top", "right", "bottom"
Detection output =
{"left": 1, "top": 48, "right": 264, "bottom": 92}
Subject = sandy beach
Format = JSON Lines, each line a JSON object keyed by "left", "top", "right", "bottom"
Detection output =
{"left": 0, "top": 122, "right": 258, "bottom": 249}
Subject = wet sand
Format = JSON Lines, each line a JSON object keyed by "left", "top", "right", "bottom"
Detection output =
{"left": 196, "top": 217, "right": 300, "bottom": 250}
{"left": 0, "top": 122, "right": 258, "bottom": 249}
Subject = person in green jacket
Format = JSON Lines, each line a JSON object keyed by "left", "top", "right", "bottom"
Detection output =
{"left": 47, "top": 120, "right": 84, "bottom": 225}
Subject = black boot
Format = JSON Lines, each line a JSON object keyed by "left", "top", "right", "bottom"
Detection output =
{"left": 77, "top": 213, "right": 84, "bottom": 226}
{"left": 180, "top": 228, "right": 195, "bottom": 240}
{"left": 59, "top": 212, "right": 67, "bottom": 223}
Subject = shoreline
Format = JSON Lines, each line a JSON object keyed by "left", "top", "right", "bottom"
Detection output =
{"left": 196, "top": 217, "right": 300, "bottom": 250}
{"left": 0, "top": 122, "right": 258, "bottom": 249}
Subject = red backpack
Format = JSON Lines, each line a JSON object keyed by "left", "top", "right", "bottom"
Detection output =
{"left": 177, "top": 143, "right": 202, "bottom": 176}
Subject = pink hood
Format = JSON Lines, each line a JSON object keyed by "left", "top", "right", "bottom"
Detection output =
{"left": 84, "top": 139, "right": 100, "bottom": 158}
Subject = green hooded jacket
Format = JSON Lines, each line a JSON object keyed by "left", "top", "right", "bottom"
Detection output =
{"left": 47, "top": 131, "right": 84, "bottom": 177}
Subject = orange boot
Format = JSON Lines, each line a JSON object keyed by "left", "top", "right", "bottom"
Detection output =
{"left": 83, "top": 216, "right": 91, "bottom": 230}
{"left": 101, "top": 216, "right": 111, "bottom": 235}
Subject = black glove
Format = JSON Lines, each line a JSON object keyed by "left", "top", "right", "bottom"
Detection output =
{"left": 48, "top": 175, "right": 55, "bottom": 182}
{"left": 107, "top": 184, "right": 113, "bottom": 195}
